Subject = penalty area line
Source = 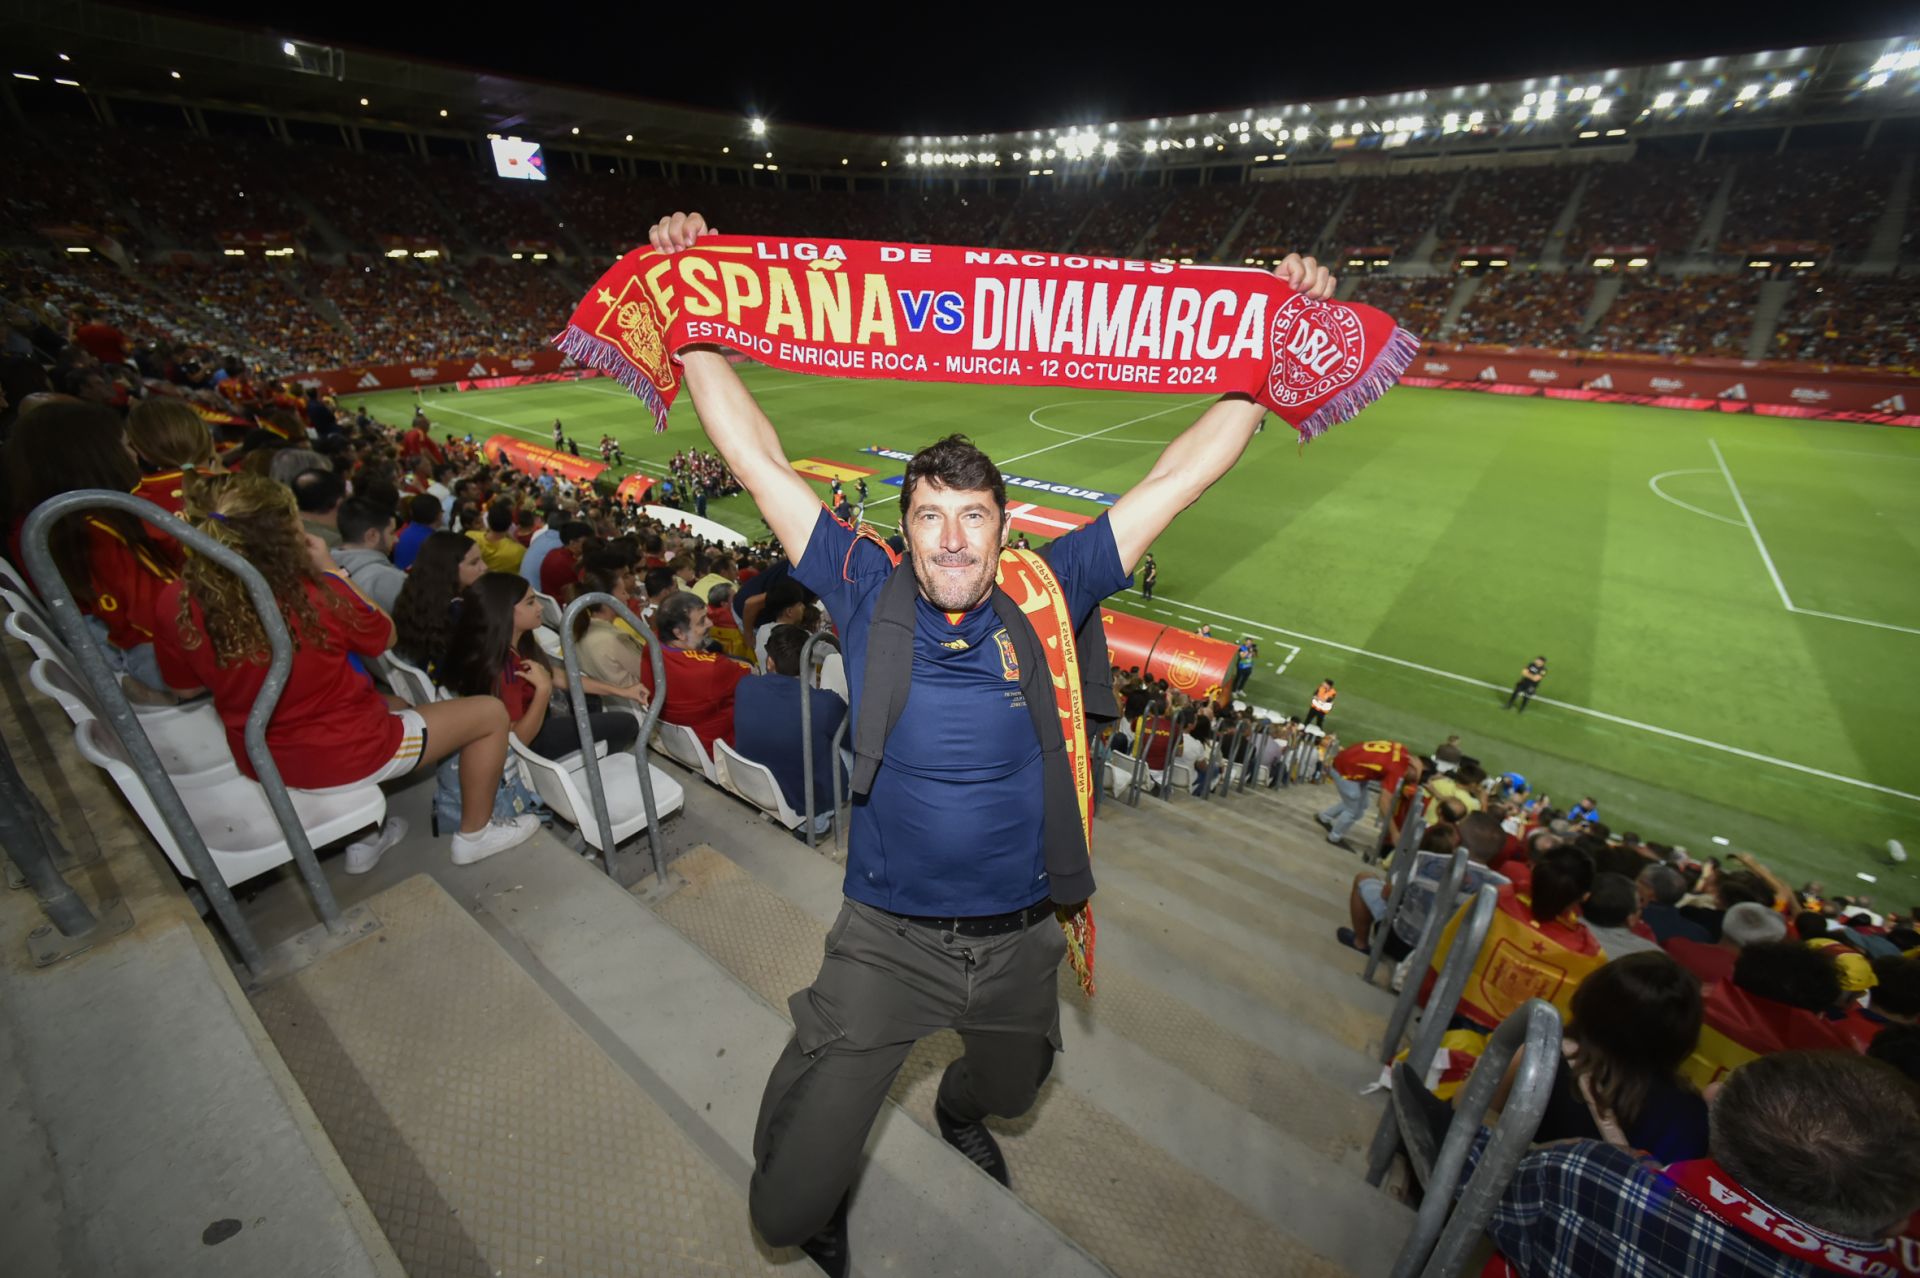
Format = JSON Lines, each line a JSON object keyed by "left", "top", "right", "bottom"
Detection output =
{"left": 1128, "top": 589, "right": 1920, "bottom": 808}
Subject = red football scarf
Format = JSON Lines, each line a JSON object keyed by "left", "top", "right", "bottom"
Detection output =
{"left": 554, "top": 236, "right": 1416, "bottom": 441}
{"left": 1660, "top": 1159, "right": 1920, "bottom": 1278}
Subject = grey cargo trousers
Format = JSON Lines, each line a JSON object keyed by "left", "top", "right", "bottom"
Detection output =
{"left": 748, "top": 897, "right": 1066, "bottom": 1246}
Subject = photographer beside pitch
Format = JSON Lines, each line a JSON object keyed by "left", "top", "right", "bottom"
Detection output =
{"left": 648, "top": 211, "right": 1334, "bottom": 1274}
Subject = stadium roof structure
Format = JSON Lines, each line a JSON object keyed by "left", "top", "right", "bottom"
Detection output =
{"left": 3, "top": 1, "right": 1917, "bottom": 181}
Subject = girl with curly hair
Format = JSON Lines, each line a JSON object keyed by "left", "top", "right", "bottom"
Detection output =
{"left": 390, "top": 531, "right": 484, "bottom": 674}
{"left": 151, "top": 473, "right": 539, "bottom": 868}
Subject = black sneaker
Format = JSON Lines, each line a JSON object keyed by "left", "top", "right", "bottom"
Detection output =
{"left": 799, "top": 1192, "right": 850, "bottom": 1278}
{"left": 936, "top": 1102, "right": 1010, "bottom": 1187}
{"left": 1314, "top": 813, "right": 1334, "bottom": 831}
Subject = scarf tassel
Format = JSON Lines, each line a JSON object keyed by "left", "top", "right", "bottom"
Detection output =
{"left": 553, "top": 325, "right": 672, "bottom": 432}
{"left": 1294, "top": 325, "right": 1422, "bottom": 443}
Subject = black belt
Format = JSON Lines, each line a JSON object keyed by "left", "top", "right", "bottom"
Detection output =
{"left": 892, "top": 899, "right": 1057, "bottom": 938}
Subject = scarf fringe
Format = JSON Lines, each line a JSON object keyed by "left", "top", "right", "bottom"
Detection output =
{"left": 552, "top": 325, "right": 671, "bottom": 432}
{"left": 1294, "top": 325, "right": 1421, "bottom": 443}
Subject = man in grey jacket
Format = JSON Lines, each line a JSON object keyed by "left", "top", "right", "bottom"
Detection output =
{"left": 330, "top": 497, "right": 407, "bottom": 614}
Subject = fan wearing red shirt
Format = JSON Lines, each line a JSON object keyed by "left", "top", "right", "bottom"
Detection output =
{"left": 400, "top": 409, "right": 446, "bottom": 466}
{"left": 539, "top": 522, "right": 592, "bottom": 603}
{"left": 1317, "top": 739, "right": 1423, "bottom": 849}
{"left": 641, "top": 589, "right": 750, "bottom": 754}
{"left": 72, "top": 311, "right": 128, "bottom": 365}
{"left": 150, "top": 473, "right": 540, "bottom": 868}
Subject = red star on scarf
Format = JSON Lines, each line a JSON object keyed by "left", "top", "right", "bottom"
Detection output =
{"left": 1530, "top": 940, "right": 1548, "bottom": 955}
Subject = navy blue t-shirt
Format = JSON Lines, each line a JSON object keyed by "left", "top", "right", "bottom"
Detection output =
{"left": 794, "top": 507, "right": 1129, "bottom": 916}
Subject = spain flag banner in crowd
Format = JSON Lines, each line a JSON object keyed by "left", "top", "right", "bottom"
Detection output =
{"left": 554, "top": 236, "right": 1417, "bottom": 441}
{"left": 1426, "top": 894, "right": 1607, "bottom": 1029}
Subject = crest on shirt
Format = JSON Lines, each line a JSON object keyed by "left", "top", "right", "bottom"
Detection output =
{"left": 992, "top": 628, "right": 1019, "bottom": 681}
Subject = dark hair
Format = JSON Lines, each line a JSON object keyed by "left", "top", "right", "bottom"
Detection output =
{"left": 1733, "top": 941, "right": 1843, "bottom": 1012}
{"left": 445, "top": 572, "right": 545, "bottom": 699}
{"left": 560, "top": 520, "right": 593, "bottom": 545}
{"left": 391, "top": 531, "right": 473, "bottom": 669}
{"left": 291, "top": 467, "right": 344, "bottom": 514}
{"left": 654, "top": 590, "right": 705, "bottom": 645}
{"left": 569, "top": 568, "right": 624, "bottom": 642}
{"left": 1565, "top": 952, "right": 1702, "bottom": 1132}
{"left": 407, "top": 493, "right": 442, "bottom": 525}
{"left": 643, "top": 566, "right": 677, "bottom": 598}
{"left": 1417, "top": 824, "right": 1460, "bottom": 857}
{"left": 1871, "top": 956, "right": 1920, "bottom": 1019}
{"left": 1867, "top": 1024, "right": 1920, "bottom": 1084}
{"left": 1717, "top": 869, "right": 1773, "bottom": 910}
{"left": 765, "top": 623, "right": 809, "bottom": 677}
{"left": 487, "top": 500, "right": 513, "bottom": 534}
{"left": 1, "top": 400, "right": 158, "bottom": 611}
{"left": 1583, "top": 873, "right": 1640, "bottom": 929}
{"left": 1530, "top": 846, "right": 1595, "bottom": 921}
{"left": 1793, "top": 911, "right": 1831, "bottom": 941}
{"left": 1456, "top": 811, "right": 1504, "bottom": 865}
{"left": 1711, "top": 1052, "right": 1920, "bottom": 1238}
{"left": 901, "top": 433, "right": 1005, "bottom": 514}
{"left": 335, "top": 496, "right": 393, "bottom": 546}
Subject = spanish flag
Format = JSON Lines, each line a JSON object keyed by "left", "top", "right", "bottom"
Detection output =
{"left": 1679, "top": 980, "right": 1861, "bottom": 1089}
{"left": 1426, "top": 888, "right": 1606, "bottom": 1030}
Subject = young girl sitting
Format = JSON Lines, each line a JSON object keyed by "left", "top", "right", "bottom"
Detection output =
{"left": 443, "top": 572, "right": 645, "bottom": 760}
{"left": 127, "top": 398, "right": 222, "bottom": 516}
{"left": 153, "top": 473, "right": 539, "bottom": 868}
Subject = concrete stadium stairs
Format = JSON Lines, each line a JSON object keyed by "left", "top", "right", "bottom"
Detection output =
{"left": 6, "top": 596, "right": 1420, "bottom": 1277}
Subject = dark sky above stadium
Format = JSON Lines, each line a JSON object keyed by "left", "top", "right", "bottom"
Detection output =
{"left": 176, "top": 1, "right": 1918, "bottom": 134}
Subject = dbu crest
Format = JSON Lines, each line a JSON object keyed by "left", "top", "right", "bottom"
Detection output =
{"left": 1268, "top": 294, "right": 1365, "bottom": 408}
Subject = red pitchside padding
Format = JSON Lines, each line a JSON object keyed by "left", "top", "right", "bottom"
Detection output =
{"left": 1100, "top": 608, "right": 1238, "bottom": 708}
{"left": 483, "top": 434, "right": 609, "bottom": 484}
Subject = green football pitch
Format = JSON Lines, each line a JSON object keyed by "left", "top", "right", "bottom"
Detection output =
{"left": 348, "top": 368, "right": 1920, "bottom": 901}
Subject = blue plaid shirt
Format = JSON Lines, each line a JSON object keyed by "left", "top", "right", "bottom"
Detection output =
{"left": 1479, "top": 1138, "right": 1894, "bottom": 1278}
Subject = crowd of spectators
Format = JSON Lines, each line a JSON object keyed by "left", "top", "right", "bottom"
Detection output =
{"left": 999, "top": 190, "right": 1101, "bottom": 252}
{"left": 457, "top": 259, "right": 580, "bottom": 354}
{"left": 1438, "top": 166, "right": 1580, "bottom": 259}
{"left": 1568, "top": 156, "right": 1727, "bottom": 256}
{"left": 1770, "top": 274, "right": 1920, "bottom": 371}
{"left": 1229, "top": 180, "right": 1348, "bottom": 260}
{"left": 1450, "top": 271, "right": 1595, "bottom": 348}
{"left": 1336, "top": 173, "right": 1456, "bottom": 255}
{"left": 1719, "top": 153, "right": 1896, "bottom": 260}
{"left": 312, "top": 260, "right": 496, "bottom": 367}
{"left": 1140, "top": 185, "right": 1253, "bottom": 260}
{"left": 1346, "top": 276, "right": 1458, "bottom": 341}
{"left": 1070, "top": 188, "right": 1173, "bottom": 256}
{"left": 1586, "top": 273, "right": 1761, "bottom": 358}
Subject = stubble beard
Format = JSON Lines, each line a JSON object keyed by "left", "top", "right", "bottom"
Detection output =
{"left": 913, "top": 552, "right": 995, "bottom": 613}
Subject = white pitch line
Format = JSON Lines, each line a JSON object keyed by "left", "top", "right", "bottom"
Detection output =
{"left": 1791, "top": 607, "right": 1920, "bottom": 638}
{"left": 860, "top": 395, "right": 1209, "bottom": 510}
{"left": 1127, "top": 588, "right": 1920, "bottom": 807}
{"left": 1648, "top": 469, "right": 1743, "bottom": 526}
{"left": 1709, "top": 438, "right": 1795, "bottom": 612}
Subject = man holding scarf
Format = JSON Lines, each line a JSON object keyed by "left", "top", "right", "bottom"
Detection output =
{"left": 647, "top": 211, "right": 1333, "bottom": 1275}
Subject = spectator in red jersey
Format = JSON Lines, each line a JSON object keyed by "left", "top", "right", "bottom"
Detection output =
{"left": 151, "top": 473, "right": 538, "bottom": 867}
{"left": 126, "top": 398, "right": 221, "bottom": 516}
{"left": 443, "top": 572, "right": 643, "bottom": 760}
{"left": 641, "top": 589, "right": 750, "bottom": 754}
{"left": 539, "top": 521, "right": 592, "bottom": 603}
{"left": 71, "top": 307, "right": 128, "bottom": 366}
{"left": 1316, "top": 738, "right": 1424, "bottom": 850}
{"left": 399, "top": 410, "right": 444, "bottom": 466}
{"left": 3, "top": 400, "right": 181, "bottom": 701}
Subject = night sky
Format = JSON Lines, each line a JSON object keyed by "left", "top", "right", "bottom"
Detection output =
{"left": 166, "top": 1, "right": 1918, "bottom": 133}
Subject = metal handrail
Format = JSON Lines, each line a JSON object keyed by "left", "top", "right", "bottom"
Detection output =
{"left": 1362, "top": 804, "right": 1430, "bottom": 984}
{"left": 1119, "top": 714, "right": 1148, "bottom": 807}
{"left": 1158, "top": 716, "right": 1186, "bottom": 800}
{"left": 1236, "top": 723, "right": 1270, "bottom": 793}
{"left": 1366, "top": 882, "right": 1499, "bottom": 1186}
{"left": 23, "top": 491, "right": 355, "bottom": 973}
{"left": 557, "top": 592, "right": 668, "bottom": 886}
{"left": 798, "top": 630, "right": 841, "bottom": 848}
{"left": 829, "top": 713, "right": 848, "bottom": 847}
{"left": 1197, "top": 724, "right": 1221, "bottom": 801}
{"left": 1387, "top": 999, "right": 1562, "bottom": 1278}
{"left": 0, "top": 730, "right": 96, "bottom": 937}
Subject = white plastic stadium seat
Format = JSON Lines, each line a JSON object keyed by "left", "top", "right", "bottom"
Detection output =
{"left": 0, "top": 574, "right": 51, "bottom": 624}
{"left": 711, "top": 740, "right": 805, "bottom": 830}
{"left": 510, "top": 736, "right": 684, "bottom": 853}
{"left": 380, "top": 651, "right": 441, "bottom": 707}
{"left": 72, "top": 718, "right": 386, "bottom": 887}
{"left": 651, "top": 720, "right": 719, "bottom": 784}
{"left": 28, "top": 659, "right": 238, "bottom": 788}
{"left": 533, "top": 591, "right": 564, "bottom": 630}
{"left": 3, "top": 602, "right": 208, "bottom": 723}
{"left": 533, "top": 626, "right": 564, "bottom": 661}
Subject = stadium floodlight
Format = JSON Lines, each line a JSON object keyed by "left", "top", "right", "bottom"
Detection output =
{"left": 1591, "top": 97, "right": 1611, "bottom": 114}
{"left": 1627, "top": 257, "right": 1649, "bottom": 268}
{"left": 1868, "top": 72, "right": 1891, "bottom": 89}
{"left": 1738, "top": 83, "right": 1760, "bottom": 100}
{"left": 749, "top": 117, "right": 766, "bottom": 135}
{"left": 1203, "top": 134, "right": 1216, "bottom": 146}
{"left": 12, "top": 72, "right": 39, "bottom": 80}
{"left": 1513, "top": 105, "right": 1530, "bottom": 122}
{"left": 385, "top": 248, "right": 408, "bottom": 258}
{"left": 1329, "top": 123, "right": 1344, "bottom": 137}
{"left": 511, "top": 252, "right": 523, "bottom": 260}
{"left": 65, "top": 245, "right": 90, "bottom": 253}
{"left": 1184, "top": 137, "right": 1195, "bottom": 147}
{"left": 1442, "top": 112, "right": 1459, "bottom": 132}
{"left": 1606, "top": 128, "right": 1627, "bottom": 136}
{"left": 54, "top": 78, "right": 78, "bottom": 87}
{"left": 439, "top": 108, "right": 448, "bottom": 117}
{"left": 625, "top": 133, "right": 634, "bottom": 141}
{"left": 1103, "top": 140, "right": 1118, "bottom": 157}
{"left": 841, "top": 157, "right": 849, "bottom": 165}
{"left": 1524, "top": 92, "right": 1537, "bottom": 104}
{"left": 1686, "top": 88, "right": 1709, "bottom": 106}
{"left": 58, "top": 52, "right": 69, "bottom": 61}
{"left": 282, "top": 40, "right": 297, "bottom": 55}
{"left": 571, "top": 126, "right": 579, "bottom": 134}
{"left": 1901, "top": 51, "right": 1920, "bottom": 71}
{"left": 720, "top": 145, "right": 729, "bottom": 153}
{"left": 359, "top": 96, "right": 369, "bottom": 106}
{"left": 1579, "top": 130, "right": 1599, "bottom": 138}
{"left": 170, "top": 70, "right": 181, "bottom": 79}
{"left": 1467, "top": 111, "right": 1484, "bottom": 127}
{"left": 1770, "top": 81, "right": 1793, "bottom": 98}
{"left": 1653, "top": 91, "right": 1676, "bottom": 108}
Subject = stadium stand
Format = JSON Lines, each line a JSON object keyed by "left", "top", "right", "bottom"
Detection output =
{"left": 1071, "top": 187, "right": 1173, "bottom": 256}
{"left": 1718, "top": 152, "right": 1898, "bottom": 261}
{"left": 1437, "top": 166, "right": 1581, "bottom": 261}
{"left": 1587, "top": 273, "right": 1763, "bottom": 357}
{"left": 1336, "top": 173, "right": 1455, "bottom": 255}
{"left": 1449, "top": 271, "right": 1596, "bottom": 348}
{"left": 1141, "top": 184, "right": 1255, "bottom": 260}
{"left": 1230, "top": 179, "right": 1349, "bottom": 260}
{"left": 1565, "top": 156, "right": 1727, "bottom": 257}
{"left": 1771, "top": 275, "right": 1920, "bottom": 370}
{"left": 1346, "top": 276, "right": 1458, "bottom": 341}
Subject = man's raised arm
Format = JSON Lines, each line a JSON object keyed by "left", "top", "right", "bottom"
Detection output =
{"left": 650, "top": 212, "right": 820, "bottom": 566}
{"left": 1106, "top": 253, "right": 1336, "bottom": 573}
